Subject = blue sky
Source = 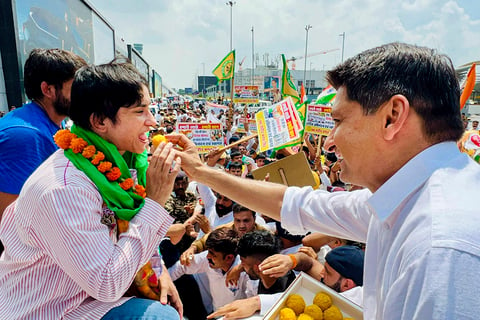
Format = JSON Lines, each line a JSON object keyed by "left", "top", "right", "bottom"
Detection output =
{"left": 88, "top": 0, "right": 480, "bottom": 89}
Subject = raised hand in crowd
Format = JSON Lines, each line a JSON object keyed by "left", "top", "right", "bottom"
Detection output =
{"left": 185, "top": 210, "right": 211, "bottom": 234}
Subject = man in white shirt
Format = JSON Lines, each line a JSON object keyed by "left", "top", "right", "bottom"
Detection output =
{"left": 168, "top": 227, "right": 250, "bottom": 313}
{"left": 169, "top": 42, "right": 480, "bottom": 319}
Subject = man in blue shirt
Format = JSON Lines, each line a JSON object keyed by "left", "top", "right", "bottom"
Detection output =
{"left": 0, "top": 48, "right": 86, "bottom": 251}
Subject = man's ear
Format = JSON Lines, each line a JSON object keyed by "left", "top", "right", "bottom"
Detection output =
{"left": 383, "top": 94, "right": 409, "bottom": 141}
{"left": 40, "top": 81, "right": 56, "bottom": 100}
{"left": 224, "top": 253, "right": 235, "bottom": 264}
{"left": 342, "top": 278, "right": 357, "bottom": 291}
{"left": 89, "top": 113, "right": 107, "bottom": 133}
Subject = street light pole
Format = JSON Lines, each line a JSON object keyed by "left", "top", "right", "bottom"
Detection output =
{"left": 251, "top": 26, "right": 254, "bottom": 86}
{"left": 339, "top": 32, "right": 345, "bottom": 62}
{"left": 226, "top": 1, "right": 235, "bottom": 101}
{"left": 309, "top": 62, "right": 313, "bottom": 95}
{"left": 202, "top": 62, "right": 205, "bottom": 97}
{"left": 303, "top": 25, "right": 312, "bottom": 89}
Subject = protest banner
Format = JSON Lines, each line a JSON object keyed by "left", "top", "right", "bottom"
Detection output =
{"left": 305, "top": 104, "right": 335, "bottom": 136}
{"left": 176, "top": 122, "right": 224, "bottom": 154}
{"left": 255, "top": 97, "right": 302, "bottom": 152}
{"left": 237, "top": 118, "right": 257, "bottom": 133}
{"left": 206, "top": 101, "right": 229, "bottom": 123}
{"left": 233, "top": 85, "right": 260, "bottom": 104}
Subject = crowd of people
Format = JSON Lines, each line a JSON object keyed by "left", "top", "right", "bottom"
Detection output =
{"left": 0, "top": 42, "right": 479, "bottom": 320}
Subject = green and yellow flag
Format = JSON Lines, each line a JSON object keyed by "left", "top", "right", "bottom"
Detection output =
{"left": 212, "top": 50, "right": 235, "bottom": 84}
{"left": 281, "top": 54, "right": 300, "bottom": 104}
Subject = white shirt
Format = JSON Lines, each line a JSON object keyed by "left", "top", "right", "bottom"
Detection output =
{"left": 168, "top": 251, "right": 249, "bottom": 311}
{"left": 280, "top": 142, "right": 480, "bottom": 319}
{"left": 197, "top": 183, "right": 233, "bottom": 239}
{"left": 0, "top": 150, "right": 174, "bottom": 319}
{"left": 340, "top": 286, "right": 363, "bottom": 308}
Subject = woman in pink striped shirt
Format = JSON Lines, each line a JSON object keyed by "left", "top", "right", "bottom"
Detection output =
{"left": 0, "top": 61, "right": 183, "bottom": 319}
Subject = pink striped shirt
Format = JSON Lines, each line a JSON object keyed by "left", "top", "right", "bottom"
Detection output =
{"left": 0, "top": 150, "right": 174, "bottom": 319}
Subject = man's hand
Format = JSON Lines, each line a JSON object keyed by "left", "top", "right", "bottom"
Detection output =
{"left": 207, "top": 296, "right": 261, "bottom": 319}
{"left": 298, "top": 246, "right": 318, "bottom": 260}
{"left": 146, "top": 142, "right": 181, "bottom": 206}
{"left": 183, "top": 202, "right": 195, "bottom": 215}
{"left": 225, "top": 263, "right": 244, "bottom": 287}
{"left": 205, "top": 148, "right": 223, "bottom": 167}
{"left": 166, "top": 134, "right": 203, "bottom": 179}
{"left": 186, "top": 211, "right": 211, "bottom": 233}
{"left": 180, "top": 246, "right": 197, "bottom": 266}
{"left": 258, "top": 254, "right": 293, "bottom": 278}
{"left": 313, "top": 155, "right": 323, "bottom": 173}
{"left": 158, "top": 265, "right": 183, "bottom": 318}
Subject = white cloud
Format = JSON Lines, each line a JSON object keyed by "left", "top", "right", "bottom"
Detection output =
{"left": 89, "top": 0, "right": 480, "bottom": 89}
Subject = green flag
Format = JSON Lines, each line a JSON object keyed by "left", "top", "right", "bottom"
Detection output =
{"left": 212, "top": 50, "right": 235, "bottom": 84}
{"left": 281, "top": 54, "right": 300, "bottom": 104}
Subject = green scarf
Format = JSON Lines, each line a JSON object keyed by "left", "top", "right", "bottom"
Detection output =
{"left": 65, "top": 124, "right": 148, "bottom": 221}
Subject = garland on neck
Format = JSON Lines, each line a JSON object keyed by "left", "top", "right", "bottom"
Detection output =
{"left": 54, "top": 124, "right": 148, "bottom": 221}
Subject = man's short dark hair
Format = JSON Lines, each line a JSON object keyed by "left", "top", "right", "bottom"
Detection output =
{"left": 256, "top": 153, "right": 266, "bottom": 160}
{"left": 24, "top": 48, "right": 86, "bottom": 101}
{"left": 69, "top": 59, "right": 148, "bottom": 130}
{"left": 326, "top": 42, "right": 463, "bottom": 143}
{"left": 232, "top": 203, "right": 256, "bottom": 219}
{"left": 237, "top": 230, "right": 280, "bottom": 261}
{"left": 228, "top": 161, "right": 242, "bottom": 171}
{"left": 229, "top": 135, "right": 240, "bottom": 144}
{"left": 230, "top": 151, "right": 242, "bottom": 159}
{"left": 205, "top": 227, "right": 239, "bottom": 257}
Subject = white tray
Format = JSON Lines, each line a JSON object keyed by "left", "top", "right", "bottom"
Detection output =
{"left": 263, "top": 272, "right": 363, "bottom": 320}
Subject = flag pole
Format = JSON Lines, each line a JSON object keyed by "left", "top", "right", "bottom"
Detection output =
{"left": 228, "top": 72, "right": 235, "bottom": 128}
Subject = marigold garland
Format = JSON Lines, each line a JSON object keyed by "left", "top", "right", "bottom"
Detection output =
{"left": 97, "top": 161, "right": 113, "bottom": 173}
{"left": 106, "top": 167, "right": 122, "bottom": 181}
{"left": 119, "top": 178, "right": 134, "bottom": 190}
{"left": 92, "top": 152, "right": 105, "bottom": 165}
{"left": 71, "top": 138, "right": 88, "bottom": 153}
{"left": 82, "top": 145, "right": 96, "bottom": 158}
{"left": 54, "top": 129, "right": 146, "bottom": 198}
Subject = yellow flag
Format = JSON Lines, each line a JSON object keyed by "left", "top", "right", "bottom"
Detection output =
{"left": 281, "top": 54, "right": 300, "bottom": 104}
{"left": 212, "top": 50, "right": 235, "bottom": 83}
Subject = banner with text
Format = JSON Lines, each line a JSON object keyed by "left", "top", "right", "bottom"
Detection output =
{"left": 176, "top": 122, "right": 224, "bottom": 154}
{"left": 305, "top": 104, "right": 334, "bottom": 135}
{"left": 206, "top": 101, "right": 229, "bottom": 123}
{"left": 233, "top": 85, "right": 260, "bottom": 104}
{"left": 237, "top": 118, "right": 258, "bottom": 133}
{"left": 255, "top": 97, "right": 302, "bottom": 152}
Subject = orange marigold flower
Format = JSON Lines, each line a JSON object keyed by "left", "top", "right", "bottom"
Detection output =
{"left": 106, "top": 167, "right": 122, "bottom": 181}
{"left": 82, "top": 145, "right": 96, "bottom": 159}
{"left": 70, "top": 138, "right": 88, "bottom": 153}
{"left": 97, "top": 161, "right": 112, "bottom": 173}
{"left": 119, "top": 178, "right": 134, "bottom": 190}
{"left": 54, "top": 129, "right": 76, "bottom": 149}
{"left": 91, "top": 152, "right": 105, "bottom": 165}
{"left": 134, "top": 185, "right": 147, "bottom": 198}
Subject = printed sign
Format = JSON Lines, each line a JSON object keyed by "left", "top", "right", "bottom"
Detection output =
{"left": 206, "top": 101, "right": 229, "bottom": 123}
{"left": 237, "top": 118, "right": 258, "bottom": 133}
{"left": 255, "top": 97, "right": 302, "bottom": 152}
{"left": 305, "top": 105, "right": 334, "bottom": 136}
{"left": 176, "top": 122, "right": 224, "bottom": 154}
{"left": 233, "top": 85, "right": 260, "bottom": 104}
